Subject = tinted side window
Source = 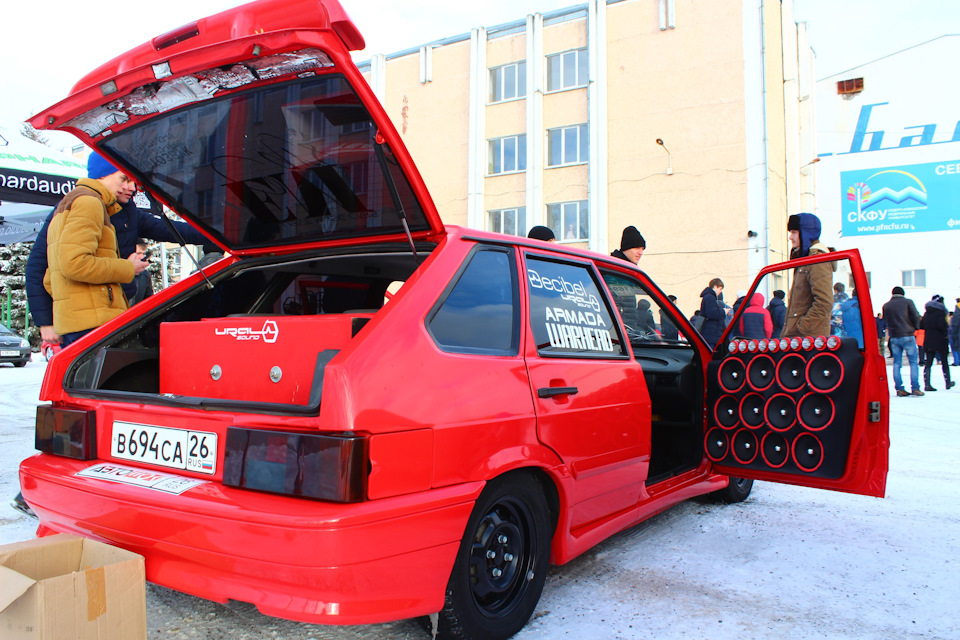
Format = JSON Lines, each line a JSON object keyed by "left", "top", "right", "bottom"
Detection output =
{"left": 428, "top": 247, "right": 519, "bottom": 354}
{"left": 526, "top": 256, "right": 625, "bottom": 358}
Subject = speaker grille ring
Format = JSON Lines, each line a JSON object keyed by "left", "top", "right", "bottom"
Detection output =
{"left": 705, "top": 428, "right": 730, "bottom": 462}
{"left": 764, "top": 393, "right": 797, "bottom": 432}
{"left": 747, "top": 354, "right": 776, "bottom": 391}
{"left": 718, "top": 358, "right": 746, "bottom": 393}
{"left": 761, "top": 431, "right": 790, "bottom": 468}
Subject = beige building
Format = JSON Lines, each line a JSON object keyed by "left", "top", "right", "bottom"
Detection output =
{"left": 358, "top": 0, "right": 815, "bottom": 311}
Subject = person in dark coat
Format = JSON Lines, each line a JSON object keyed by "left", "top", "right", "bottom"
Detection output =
{"left": 950, "top": 298, "right": 960, "bottom": 366}
{"left": 876, "top": 312, "right": 888, "bottom": 357}
{"left": 26, "top": 169, "right": 214, "bottom": 347}
{"left": 768, "top": 289, "right": 786, "bottom": 338}
{"left": 920, "top": 294, "right": 953, "bottom": 391}
{"left": 635, "top": 299, "right": 658, "bottom": 336}
{"left": 735, "top": 292, "right": 773, "bottom": 340}
{"left": 840, "top": 290, "right": 864, "bottom": 349}
{"left": 660, "top": 294, "right": 680, "bottom": 341}
{"left": 698, "top": 277, "right": 726, "bottom": 349}
{"left": 610, "top": 226, "right": 645, "bottom": 265}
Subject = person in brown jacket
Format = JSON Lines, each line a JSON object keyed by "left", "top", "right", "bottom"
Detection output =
{"left": 781, "top": 213, "right": 834, "bottom": 338}
{"left": 45, "top": 152, "right": 147, "bottom": 346}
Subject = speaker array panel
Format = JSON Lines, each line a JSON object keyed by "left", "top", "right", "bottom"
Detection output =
{"left": 706, "top": 335, "right": 863, "bottom": 479}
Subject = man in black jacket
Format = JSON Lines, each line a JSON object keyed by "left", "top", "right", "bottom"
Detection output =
{"left": 26, "top": 174, "right": 213, "bottom": 348}
{"left": 768, "top": 289, "right": 786, "bottom": 338}
{"left": 698, "top": 277, "right": 726, "bottom": 349}
{"left": 881, "top": 286, "right": 923, "bottom": 397}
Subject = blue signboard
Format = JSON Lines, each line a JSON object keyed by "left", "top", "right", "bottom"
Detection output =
{"left": 841, "top": 161, "right": 960, "bottom": 236}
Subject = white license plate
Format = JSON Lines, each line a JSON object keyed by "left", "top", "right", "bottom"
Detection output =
{"left": 111, "top": 421, "right": 217, "bottom": 475}
{"left": 1, "top": 350, "right": 20, "bottom": 356}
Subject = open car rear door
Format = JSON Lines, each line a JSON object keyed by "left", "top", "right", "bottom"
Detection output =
{"left": 704, "top": 249, "right": 889, "bottom": 497}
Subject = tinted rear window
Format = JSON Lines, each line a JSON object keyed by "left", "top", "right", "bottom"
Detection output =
{"left": 102, "top": 74, "right": 428, "bottom": 250}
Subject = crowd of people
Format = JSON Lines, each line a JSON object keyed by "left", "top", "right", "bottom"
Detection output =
{"left": 527, "top": 214, "right": 959, "bottom": 398}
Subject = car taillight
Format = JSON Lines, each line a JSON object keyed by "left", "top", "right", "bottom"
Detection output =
{"left": 35, "top": 405, "right": 97, "bottom": 460}
{"left": 223, "top": 428, "right": 368, "bottom": 502}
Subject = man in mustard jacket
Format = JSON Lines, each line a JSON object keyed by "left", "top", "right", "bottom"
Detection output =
{"left": 45, "top": 152, "right": 147, "bottom": 346}
{"left": 782, "top": 213, "right": 835, "bottom": 338}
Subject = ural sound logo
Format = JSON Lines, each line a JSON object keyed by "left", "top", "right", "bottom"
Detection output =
{"left": 215, "top": 320, "right": 279, "bottom": 343}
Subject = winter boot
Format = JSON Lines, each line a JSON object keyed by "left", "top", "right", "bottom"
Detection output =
{"left": 946, "top": 369, "right": 955, "bottom": 390}
{"left": 924, "top": 367, "right": 936, "bottom": 392}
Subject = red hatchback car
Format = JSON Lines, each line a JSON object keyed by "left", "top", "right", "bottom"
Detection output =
{"left": 21, "top": 1, "right": 889, "bottom": 638}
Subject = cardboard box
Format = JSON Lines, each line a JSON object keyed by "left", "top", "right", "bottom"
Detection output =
{"left": 0, "top": 534, "right": 146, "bottom": 640}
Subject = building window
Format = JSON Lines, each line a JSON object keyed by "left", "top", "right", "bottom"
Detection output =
{"left": 489, "top": 62, "right": 526, "bottom": 103}
{"left": 837, "top": 78, "right": 864, "bottom": 95}
{"left": 547, "top": 49, "right": 588, "bottom": 92}
{"left": 547, "top": 200, "right": 589, "bottom": 241}
{"left": 488, "top": 207, "right": 527, "bottom": 237}
{"left": 547, "top": 124, "right": 588, "bottom": 167}
{"left": 488, "top": 134, "right": 527, "bottom": 175}
{"left": 902, "top": 269, "right": 926, "bottom": 288}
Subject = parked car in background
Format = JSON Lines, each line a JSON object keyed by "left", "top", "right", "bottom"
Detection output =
{"left": 0, "top": 324, "right": 31, "bottom": 367}
{"left": 20, "top": 1, "right": 891, "bottom": 639}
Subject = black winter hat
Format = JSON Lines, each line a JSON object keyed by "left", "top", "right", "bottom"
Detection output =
{"left": 787, "top": 215, "right": 802, "bottom": 231}
{"left": 528, "top": 225, "right": 555, "bottom": 242}
{"left": 892, "top": 286, "right": 905, "bottom": 296}
{"left": 620, "top": 226, "right": 646, "bottom": 251}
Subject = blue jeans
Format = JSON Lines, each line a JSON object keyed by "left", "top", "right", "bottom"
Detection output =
{"left": 889, "top": 336, "right": 920, "bottom": 392}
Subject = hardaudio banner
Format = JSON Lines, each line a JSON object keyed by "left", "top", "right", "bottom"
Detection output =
{"left": 0, "top": 129, "right": 86, "bottom": 206}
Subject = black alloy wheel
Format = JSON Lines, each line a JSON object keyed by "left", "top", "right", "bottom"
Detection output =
{"left": 437, "top": 472, "right": 552, "bottom": 640}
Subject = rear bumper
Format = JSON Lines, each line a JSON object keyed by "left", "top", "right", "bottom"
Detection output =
{"left": 20, "top": 454, "right": 481, "bottom": 624}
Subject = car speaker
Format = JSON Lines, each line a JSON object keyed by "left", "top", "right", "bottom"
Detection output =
{"left": 747, "top": 354, "right": 776, "bottom": 391}
{"left": 761, "top": 432, "right": 790, "bottom": 468}
{"left": 718, "top": 358, "right": 746, "bottom": 393}
{"left": 775, "top": 353, "right": 807, "bottom": 392}
{"left": 705, "top": 428, "right": 730, "bottom": 462}
{"left": 792, "top": 433, "right": 824, "bottom": 472}
{"left": 806, "top": 352, "right": 844, "bottom": 393}
{"left": 715, "top": 395, "right": 740, "bottom": 429}
{"left": 732, "top": 428, "right": 759, "bottom": 465}
{"left": 797, "top": 392, "right": 835, "bottom": 431}
{"left": 739, "top": 392, "right": 766, "bottom": 429}
{"left": 764, "top": 393, "right": 797, "bottom": 432}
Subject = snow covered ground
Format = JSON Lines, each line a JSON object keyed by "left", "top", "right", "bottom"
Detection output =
{"left": 2, "top": 354, "right": 958, "bottom": 640}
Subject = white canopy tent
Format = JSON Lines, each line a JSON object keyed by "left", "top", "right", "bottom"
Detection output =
{"left": 0, "top": 125, "right": 86, "bottom": 245}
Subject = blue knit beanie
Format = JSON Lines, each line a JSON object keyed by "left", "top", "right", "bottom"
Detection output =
{"left": 87, "top": 152, "right": 120, "bottom": 179}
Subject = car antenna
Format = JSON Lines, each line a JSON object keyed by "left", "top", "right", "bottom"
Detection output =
{"left": 145, "top": 191, "right": 216, "bottom": 290}
{"left": 373, "top": 132, "right": 420, "bottom": 265}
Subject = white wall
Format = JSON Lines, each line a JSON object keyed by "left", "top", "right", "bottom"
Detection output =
{"left": 813, "top": 35, "right": 960, "bottom": 313}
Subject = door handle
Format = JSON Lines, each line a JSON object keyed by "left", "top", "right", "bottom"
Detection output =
{"left": 537, "top": 386, "right": 579, "bottom": 398}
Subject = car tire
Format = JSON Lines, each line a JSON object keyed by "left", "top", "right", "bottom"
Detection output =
{"left": 14, "top": 360, "right": 28, "bottom": 368}
{"left": 710, "top": 477, "right": 754, "bottom": 504}
{"left": 435, "top": 472, "right": 553, "bottom": 640}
